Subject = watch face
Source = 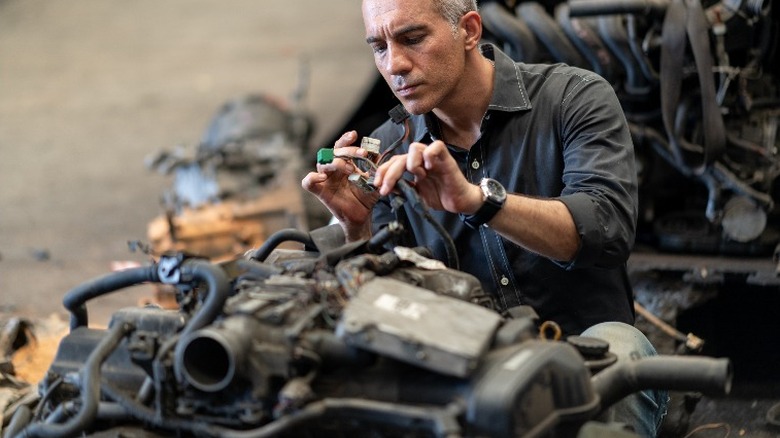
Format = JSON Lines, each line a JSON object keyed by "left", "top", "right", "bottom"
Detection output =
{"left": 483, "top": 178, "right": 507, "bottom": 202}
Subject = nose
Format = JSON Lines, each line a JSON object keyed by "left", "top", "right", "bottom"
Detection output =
{"left": 384, "top": 44, "right": 412, "bottom": 77}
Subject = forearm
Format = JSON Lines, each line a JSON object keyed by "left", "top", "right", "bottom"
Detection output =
{"left": 487, "top": 194, "right": 580, "bottom": 262}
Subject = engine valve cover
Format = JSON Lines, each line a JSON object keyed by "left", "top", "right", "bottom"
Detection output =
{"left": 337, "top": 277, "right": 503, "bottom": 377}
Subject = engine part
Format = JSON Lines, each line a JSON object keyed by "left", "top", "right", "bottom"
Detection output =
{"left": 4, "top": 216, "right": 734, "bottom": 438}
{"left": 337, "top": 277, "right": 503, "bottom": 377}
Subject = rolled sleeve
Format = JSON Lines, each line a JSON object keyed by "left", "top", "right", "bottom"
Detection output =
{"left": 556, "top": 75, "right": 638, "bottom": 270}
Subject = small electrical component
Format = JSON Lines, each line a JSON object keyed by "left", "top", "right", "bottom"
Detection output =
{"left": 348, "top": 173, "right": 376, "bottom": 192}
{"left": 317, "top": 148, "right": 334, "bottom": 165}
{"left": 360, "top": 137, "right": 381, "bottom": 156}
{"left": 315, "top": 144, "right": 377, "bottom": 193}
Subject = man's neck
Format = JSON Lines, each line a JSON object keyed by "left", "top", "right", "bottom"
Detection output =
{"left": 433, "top": 54, "right": 495, "bottom": 150}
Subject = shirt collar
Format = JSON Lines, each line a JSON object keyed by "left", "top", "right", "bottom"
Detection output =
{"left": 482, "top": 43, "right": 531, "bottom": 112}
{"left": 409, "top": 43, "right": 531, "bottom": 143}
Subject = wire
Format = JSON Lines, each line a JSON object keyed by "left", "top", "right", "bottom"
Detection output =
{"left": 31, "top": 377, "right": 64, "bottom": 421}
{"left": 377, "top": 118, "right": 410, "bottom": 166}
{"left": 683, "top": 422, "right": 730, "bottom": 438}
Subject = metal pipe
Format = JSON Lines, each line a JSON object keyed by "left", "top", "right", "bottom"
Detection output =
{"left": 175, "top": 317, "right": 255, "bottom": 392}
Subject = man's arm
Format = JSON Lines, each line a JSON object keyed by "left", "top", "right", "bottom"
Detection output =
{"left": 482, "top": 194, "right": 580, "bottom": 262}
{"left": 374, "top": 140, "right": 581, "bottom": 261}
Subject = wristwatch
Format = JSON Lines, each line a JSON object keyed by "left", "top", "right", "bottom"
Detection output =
{"left": 459, "top": 178, "right": 507, "bottom": 229}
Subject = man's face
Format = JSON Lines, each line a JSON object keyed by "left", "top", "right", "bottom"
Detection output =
{"left": 362, "top": 0, "right": 467, "bottom": 115}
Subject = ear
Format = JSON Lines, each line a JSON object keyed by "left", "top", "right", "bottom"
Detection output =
{"left": 460, "top": 11, "right": 482, "bottom": 50}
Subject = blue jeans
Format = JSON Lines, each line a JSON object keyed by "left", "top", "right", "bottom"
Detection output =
{"left": 581, "top": 322, "right": 669, "bottom": 437}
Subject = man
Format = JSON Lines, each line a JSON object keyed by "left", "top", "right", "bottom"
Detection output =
{"left": 302, "top": 0, "right": 667, "bottom": 435}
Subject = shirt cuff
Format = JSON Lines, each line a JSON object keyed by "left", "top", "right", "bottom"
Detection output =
{"left": 556, "top": 192, "right": 605, "bottom": 270}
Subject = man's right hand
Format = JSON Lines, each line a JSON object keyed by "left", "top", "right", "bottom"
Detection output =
{"left": 301, "top": 131, "right": 379, "bottom": 241}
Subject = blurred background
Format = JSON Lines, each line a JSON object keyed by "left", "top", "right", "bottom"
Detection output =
{"left": 0, "top": 0, "right": 377, "bottom": 324}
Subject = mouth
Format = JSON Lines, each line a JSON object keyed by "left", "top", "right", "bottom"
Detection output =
{"left": 395, "top": 84, "right": 419, "bottom": 97}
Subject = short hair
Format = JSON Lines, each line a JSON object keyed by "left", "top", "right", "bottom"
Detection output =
{"left": 432, "top": 0, "right": 478, "bottom": 28}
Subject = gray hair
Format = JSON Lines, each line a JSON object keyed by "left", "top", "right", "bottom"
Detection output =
{"left": 432, "top": 0, "right": 478, "bottom": 29}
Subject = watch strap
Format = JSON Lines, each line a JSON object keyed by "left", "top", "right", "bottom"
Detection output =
{"left": 459, "top": 198, "right": 503, "bottom": 229}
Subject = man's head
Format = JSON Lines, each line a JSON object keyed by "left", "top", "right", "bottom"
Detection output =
{"left": 362, "top": 0, "right": 482, "bottom": 115}
{"left": 432, "top": 0, "right": 478, "bottom": 31}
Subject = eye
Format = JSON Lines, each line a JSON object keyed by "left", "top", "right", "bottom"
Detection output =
{"left": 370, "top": 43, "right": 387, "bottom": 55}
{"left": 403, "top": 34, "right": 424, "bottom": 46}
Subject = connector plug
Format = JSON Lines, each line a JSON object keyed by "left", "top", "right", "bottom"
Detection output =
{"left": 317, "top": 148, "right": 334, "bottom": 164}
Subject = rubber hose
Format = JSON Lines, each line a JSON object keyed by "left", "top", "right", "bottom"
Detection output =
{"left": 15, "top": 322, "right": 135, "bottom": 438}
{"left": 248, "top": 228, "right": 314, "bottom": 262}
{"left": 177, "top": 260, "right": 232, "bottom": 339}
{"left": 592, "top": 356, "right": 732, "bottom": 411}
{"left": 62, "top": 266, "right": 159, "bottom": 330}
{"left": 568, "top": 0, "right": 670, "bottom": 17}
{"left": 516, "top": 2, "right": 587, "bottom": 66}
{"left": 3, "top": 406, "right": 32, "bottom": 438}
{"left": 480, "top": 1, "right": 539, "bottom": 61}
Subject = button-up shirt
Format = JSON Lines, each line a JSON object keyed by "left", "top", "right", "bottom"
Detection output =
{"left": 371, "top": 44, "right": 638, "bottom": 335}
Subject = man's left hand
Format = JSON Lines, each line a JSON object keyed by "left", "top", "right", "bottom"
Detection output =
{"left": 373, "top": 140, "right": 482, "bottom": 214}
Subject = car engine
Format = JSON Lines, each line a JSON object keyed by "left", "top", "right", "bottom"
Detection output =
{"left": 3, "top": 214, "right": 731, "bottom": 438}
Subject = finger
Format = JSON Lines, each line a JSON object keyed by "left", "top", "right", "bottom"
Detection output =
{"left": 301, "top": 171, "right": 327, "bottom": 193}
{"left": 407, "top": 142, "right": 427, "bottom": 179}
{"left": 373, "top": 154, "right": 396, "bottom": 188}
{"left": 334, "top": 131, "right": 358, "bottom": 148}
{"left": 317, "top": 159, "right": 355, "bottom": 174}
{"left": 422, "top": 140, "right": 448, "bottom": 170}
{"left": 378, "top": 155, "right": 410, "bottom": 196}
{"left": 334, "top": 147, "right": 366, "bottom": 159}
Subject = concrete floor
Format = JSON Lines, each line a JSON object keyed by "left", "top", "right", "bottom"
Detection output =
{"left": 0, "top": 0, "right": 375, "bottom": 325}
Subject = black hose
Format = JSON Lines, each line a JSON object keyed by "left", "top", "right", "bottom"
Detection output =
{"left": 592, "top": 356, "right": 732, "bottom": 411}
{"left": 248, "top": 228, "right": 314, "bottom": 262}
{"left": 480, "top": 1, "right": 539, "bottom": 61}
{"left": 568, "top": 0, "right": 670, "bottom": 17}
{"left": 628, "top": 122, "right": 689, "bottom": 175}
{"left": 625, "top": 15, "right": 659, "bottom": 84}
{"left": 15, "top": 322, "right": 135, "bottom": 438}
{"left": 516, "top": 2, "right": 587, "bottom": 66}
{"left": 43, "top": 401, "right": 131, "bottom": 425}
{"left": 597, "top": 15, "right": 651, "bottom": 95}
{"left": 366, "top": 221, "right": 404, "bottom": 253}
{"left": 232, "top": 258, "right": 285, "bottom": 280}
{"left": 177, "top": 260, "right": 232, "bottom": 339}
{"left": 62, "top": 266, "right": 159, "bottom": 330}
{"left": 3, "top": 406, "right": 32, "bottom": 438}
{"left": 556, "top": 5, "right": 617, "bottom": 80}
{"left": 100, "top": 382, "right": 219, "bottom": 437}
{"left": 219, "top": 398, "right": 463, "bottom": 438}
{"left": 165, "top": 260, "right": 232, "bottom": 385}
{"left": 395, "top": 179, "right": 459, "bottom": 270}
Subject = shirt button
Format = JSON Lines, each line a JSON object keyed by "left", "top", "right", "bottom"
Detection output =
{"left": 471, "top": 160, "right": 480, "bottom": 170}
{"left": 500, "top": 276, "right": 509, "bottom": 286}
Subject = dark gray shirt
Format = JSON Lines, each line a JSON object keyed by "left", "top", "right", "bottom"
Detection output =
{"left": 371, "top": 44, "right": 638, "bottom": 335}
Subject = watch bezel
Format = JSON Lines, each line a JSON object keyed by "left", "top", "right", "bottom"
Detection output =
{"left": 460, "top": 178, "right": 507, "bottom": 229}
{"left": 481, "top": 178, "right": 507, "bottom": 204}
